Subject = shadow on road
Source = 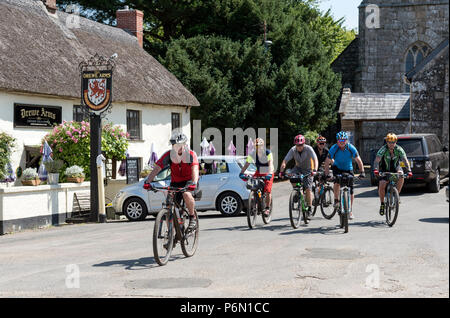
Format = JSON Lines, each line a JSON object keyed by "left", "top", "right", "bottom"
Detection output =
{"left": 418, "top": 217, "right": 449, "bottom": 224}
{"left": 355, "top": 183, "right": 436, "bottom": 199}
{"left": 279, "top": 219, "right": 388, "bottom": 236}
{"left": 93, "top": 257, "right": 162, "bottom": 270}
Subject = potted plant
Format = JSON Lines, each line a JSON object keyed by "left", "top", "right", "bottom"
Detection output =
{"left": 21, "top": 167, "right": 40, "bottom": 186}
{"left": 65, "top": 165, "right": 85, "bottom": 183}
{"left": 44, "top": 159, "right": 63, "bottom": 185}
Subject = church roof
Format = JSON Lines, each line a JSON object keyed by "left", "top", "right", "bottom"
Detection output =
{"left": 339, "top": 90, "right": 410, "bottom": 121}
{"left": 0, "top": 0, "right": 200, "bottom": 107}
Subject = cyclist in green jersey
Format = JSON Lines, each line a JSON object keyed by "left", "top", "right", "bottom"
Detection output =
{"left": 373, "top": 133, "right": 413, "bottom": 215}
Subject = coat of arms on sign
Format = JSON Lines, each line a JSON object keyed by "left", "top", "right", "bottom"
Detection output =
{"left": 82, "top": 70, "right": 112, "bottom": 111}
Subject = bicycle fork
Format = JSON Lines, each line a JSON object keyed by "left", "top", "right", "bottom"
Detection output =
{"left": 340, "top": 188, "right": 351, "bottom": 214}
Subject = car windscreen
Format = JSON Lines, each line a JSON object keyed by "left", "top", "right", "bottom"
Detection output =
{"left": 153, "top": 167, "right": 170, "bottom": 181}
{"left": 236, "top": 158, "right": 257, "bottom": 173}
{"left": 397, "top": 139, "right": 424, "bottom": 156}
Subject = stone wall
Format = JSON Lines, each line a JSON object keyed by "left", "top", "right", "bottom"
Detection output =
{"left": 356, "top": 120, "right": 410, "bottom": 163}
{"left": 410, "top": 48, "right": 449, "bottom": 147}
{"left": 358, "top": 0, "right": 449, "bottom": 93}
{"left": 331, "top": 37, "right": 360, "bottom": 92}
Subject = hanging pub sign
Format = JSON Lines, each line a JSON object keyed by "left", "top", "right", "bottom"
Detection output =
{"left": 79, "top": 53, "right": 115, "bottom": 116}
{"left": 81, "top": 69, "right": 112, "bottom": 112}
{"left": 13, "top": 104, "right": 62, "bottom": 128}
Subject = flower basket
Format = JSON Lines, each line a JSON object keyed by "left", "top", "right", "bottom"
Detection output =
{"left": 66, "top": 177, "right": 85, "bottom": 183}
{"left": 65, "top": 165, "right": 85, "bottom": 183}
{"left": 22, "top": 168, "right": 40, "bottom": 186}
{"left": 21, "top": 178, "right": 41, "bottom": 186}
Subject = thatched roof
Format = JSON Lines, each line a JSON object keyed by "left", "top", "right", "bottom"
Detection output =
{"left": 0, "top": 0, "right": 200, "bottom": 107}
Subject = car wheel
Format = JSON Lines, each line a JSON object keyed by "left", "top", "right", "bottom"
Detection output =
{"left": 428, "top": 169, "right": 441, "bottom": 193}
{"left": 124, "top": 197, "right": 148, "bottom": 221}
{"left": 217, "top": 192, "right": 242, "bottom": 216}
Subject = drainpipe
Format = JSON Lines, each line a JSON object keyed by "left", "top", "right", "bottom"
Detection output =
{"left": 403, "top": 75, "right": 413, "bottom": 134}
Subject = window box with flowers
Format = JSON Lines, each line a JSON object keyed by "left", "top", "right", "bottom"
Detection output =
{"left": 65, "top": 165, "right": 85, "bottom": 183}
{"left": 21, "top": 168, "right": 40, "bottom": 186}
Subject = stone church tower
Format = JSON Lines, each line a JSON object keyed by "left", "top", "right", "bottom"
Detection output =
{"left": 332, "top": 0, "right": 449, "bottom": 163}
{"left": 357, "top": 0, "right": 448, "bottom": 94}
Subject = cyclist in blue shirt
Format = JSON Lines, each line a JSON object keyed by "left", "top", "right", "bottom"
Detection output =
{"left": 324, "top": 132, "right": 365, "bottom": 219}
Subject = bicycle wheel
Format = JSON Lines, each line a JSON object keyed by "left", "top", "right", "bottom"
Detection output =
{"left": 262, "top": 196, "right": 273, "bottom": 224}
{"left": 342, "top": 190, "right": 349, "bottom": 233}
{"left": 181, "top": 209, "right": 199, "bottom": 257}
{"left": 289, "top": 190, "right": 302, "bottom": 229}
{"left": 320, "top": 186, "right": 336, "bottom": 219}
{"left": 386, "top": 186, "right": 399, "bottom": 227}
{"left": 153, "top": 208, "right": 174, "bottom": 266}
{"left": 311, "top": 185, "right": 318, "bottom": 216}
{"left": 247, "top": 191, "right": 258, "bottom": 229}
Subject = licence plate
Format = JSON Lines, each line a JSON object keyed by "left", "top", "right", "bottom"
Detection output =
{"left": 400, "top": 160, "right": 413, "bottom": 168}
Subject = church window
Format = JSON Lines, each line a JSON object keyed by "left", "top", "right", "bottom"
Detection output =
{"left": 404, "top": 42, "right": 431, "bottom": 92}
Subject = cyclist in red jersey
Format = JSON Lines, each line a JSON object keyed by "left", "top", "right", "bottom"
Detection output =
{"left": 145, "top": 132, "right": 199, "bottom": 230}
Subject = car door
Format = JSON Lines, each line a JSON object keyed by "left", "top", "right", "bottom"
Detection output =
{"left": 196, "top": 159, "right": 230, "bottom": 209}
{"left": 148, "top": 167, "right": 171, "bottom": 212}
{"left": 434, "top": 136, "right": 449, "bottom": 177}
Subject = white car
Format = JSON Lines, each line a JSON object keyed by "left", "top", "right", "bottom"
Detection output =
{"left": 112, "top": 156, "right": 255, "bottom": 221}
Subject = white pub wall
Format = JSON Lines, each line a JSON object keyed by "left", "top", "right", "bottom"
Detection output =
{"left": 0, "top": 91, "right": 192, "bottom": 184}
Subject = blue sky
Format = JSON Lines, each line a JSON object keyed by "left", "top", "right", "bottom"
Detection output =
{"left": 318, "top": 0, "right": 361, "bottom": 31}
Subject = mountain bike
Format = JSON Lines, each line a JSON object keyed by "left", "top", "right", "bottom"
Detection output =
{"left": 333, "top": 173, "right": 355, "bottom": 233}
{"left": 378, "top": 172, "right": 404, "bottom": 227}
{"left": 312, "top": 171, "right": 335, "bottom": 219}
{"left": 286, "top": 173, "right": 311, "bottom": 229}
{"left": 241, "top": 174, "right": 273, "bottom": 229}
{"left": 149, "top": 185, "right": 200, "bottom": 266}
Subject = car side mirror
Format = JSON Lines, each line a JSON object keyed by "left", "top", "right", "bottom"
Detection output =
{"left": 443, "top": 146, "right": 448, "bottom": 152}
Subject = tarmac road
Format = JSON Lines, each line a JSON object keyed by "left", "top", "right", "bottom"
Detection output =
{"left": 0, "top": 179, "right": 448, "bottom": 298}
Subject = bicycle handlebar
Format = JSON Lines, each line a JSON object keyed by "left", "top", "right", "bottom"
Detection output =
{"left": 378, "top": 172, "right": 406, "bottom": 178}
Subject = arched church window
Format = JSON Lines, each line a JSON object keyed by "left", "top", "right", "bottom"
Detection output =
{"left": 404, "top": 42, "right": 431, "bottom": 92}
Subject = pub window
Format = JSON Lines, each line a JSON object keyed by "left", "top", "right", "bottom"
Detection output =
{"left": 73, "top": 105, "right": 89, "bottom": 122}
{"left": 404, "top": 42, "right": 431, "bottom": 92}
{"left": 126, "top": 110, "right": 141, "bottom": 140}
{"left": 171, "top": 112, "right": 181, "bottom": 133}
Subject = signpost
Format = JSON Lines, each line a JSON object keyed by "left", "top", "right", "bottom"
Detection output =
{"left": 79, "top": 53, "right": 116, "bottom": 223}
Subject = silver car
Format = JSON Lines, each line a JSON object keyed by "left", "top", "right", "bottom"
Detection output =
{"left": 112, "top": 156, "right": 255, "bottom": 221}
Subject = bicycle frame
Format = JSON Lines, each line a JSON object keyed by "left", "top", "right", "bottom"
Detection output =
{"left": 334, "top": 174, "right": 354, "bottom": 215}
{"left": 287, "top": 173, "right": 311, "bottom": 213}
{"left": 154, "top": 186, "right": 189, "bottom": 243}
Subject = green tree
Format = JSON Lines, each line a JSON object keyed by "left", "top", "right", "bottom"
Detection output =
{"left": 58, "top": 0, "right": 346, "bottom": 163}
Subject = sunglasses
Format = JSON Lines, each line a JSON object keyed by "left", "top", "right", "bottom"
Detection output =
{"left": 338, "top": 140, "right": 347, "bottom": 143}
{"left": 387, "top": 141, "right": 396, "bottom": 144}
{"left": 318, "top": 143, "right": 325, "bottom": 145}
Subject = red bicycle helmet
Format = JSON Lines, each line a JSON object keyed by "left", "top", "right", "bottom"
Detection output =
{"left": 316, "top": 136, "right": 327, "bottom": 143}
{"left": 294, "top": 134, "right": 306, "bottom": 145}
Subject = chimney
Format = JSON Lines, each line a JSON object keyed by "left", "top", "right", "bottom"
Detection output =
{"left": 116, "top": 6, "right": 144, "bottom": 48}
{"left": 42, "top": 0, "right": 57, "bottom": 14}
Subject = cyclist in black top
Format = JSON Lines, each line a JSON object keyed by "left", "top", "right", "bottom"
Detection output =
{"left": 313, "top": 136, "right": 330, "bottom": 169}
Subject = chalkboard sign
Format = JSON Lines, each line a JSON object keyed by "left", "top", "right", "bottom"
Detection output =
{"left": 126, "top": 157, "right": 140, "bottom": 184}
